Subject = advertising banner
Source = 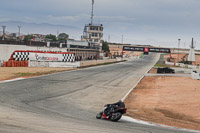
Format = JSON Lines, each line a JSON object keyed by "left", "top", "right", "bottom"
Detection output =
{"left": 29, "top": 53, "right": 75, "bottom": 62}
{"left": 123, "top": 46, "right": 144, "bottom": 51}
{"left": 29, "top": 53, "right": 62, "bottom": 62}
{"left": 123, "top": 46, "right": 170, "bottom": 53}
{"left": 149, "top": 48, "right": 170, "bottom": 53}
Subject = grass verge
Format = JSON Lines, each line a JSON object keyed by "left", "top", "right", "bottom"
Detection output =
{"left": 13, "top": 70, "right": 70, "bottom": 78}
{"left": 79, "top": 60, "right": 125, "bottom": 68}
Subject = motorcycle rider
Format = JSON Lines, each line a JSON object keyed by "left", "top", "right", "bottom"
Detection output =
{"left": 104, "top": 100, "right": 125, "bottom": 115}
{"left": 112, "top": 100, "right": 125, "bottom": 108}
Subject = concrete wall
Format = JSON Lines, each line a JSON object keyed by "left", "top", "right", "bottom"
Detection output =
{"left": 171, "top": 48, "right": 200, "bottom": 54}
{"left": 165, "top": 60, "right": 199, "bottom": 69}
{"left": 0, "top": 44, "right": 99, "bottom": 62}
{"left": 29, "top": 61, "right": 80, "bottom": 68}
{"left": 191, "top": 71, "right": 200, "bottom": 80}
{"left": 29, "top": 59, "right": 121, "bottom": 68}
{"left": 0, "top": 60, "right": 3, "bottom": 67}
{"left": 80, "top": 59, "right": 120, "bottom": 67}
{"left": 67, "top": 40, "right": 88, "bottom": 46}
{"left": 0, "top": 44, "right": 68, "bottom": 61}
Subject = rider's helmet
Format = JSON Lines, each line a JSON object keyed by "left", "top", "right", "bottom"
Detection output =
{"left": 118, "top": 100, "right": 123, "bottom": 103}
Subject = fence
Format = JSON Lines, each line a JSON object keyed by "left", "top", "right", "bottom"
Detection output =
{"left": 165, "top": 61, "right": 199, "bottom": 69}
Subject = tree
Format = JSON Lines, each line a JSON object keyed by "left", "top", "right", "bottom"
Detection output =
{"left": 24, "top": 35, "right": 33, "bottom": 41}
{"left": 45, "top": 34, "right": 57, "bottom": 42}
{"left": 57, "top": 33, "right": 69, "bottom": 42}
{"left": 102, "top": 41, "right": 110, "bottom": 52}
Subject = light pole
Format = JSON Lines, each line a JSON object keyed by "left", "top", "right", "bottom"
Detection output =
{"left": 2, "top": 26, "right": 6, "bottom": 40}
{"left": 178, "top": 39, "right": 181, "bottom": 62}
{"left": 17, "top": 26, "right": 21, "bottom": 41}
{"left": 18, "top": 26, "right": 21, "bottom": 36}
{"left": 122, "top": 35, "right": 123, "bottom": 44}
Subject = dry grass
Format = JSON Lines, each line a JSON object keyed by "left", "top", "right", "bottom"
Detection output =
{"left": 0, "top": 67, "right": 75, "bottom": 81}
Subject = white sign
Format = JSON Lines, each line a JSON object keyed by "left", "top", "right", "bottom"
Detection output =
{"left": 29, "top": 53, "right": 73, "bottom": 62}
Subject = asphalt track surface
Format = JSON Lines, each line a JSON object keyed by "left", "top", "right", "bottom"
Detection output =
{"left": 0, "top": 54, "right": 191, "bottom": 133}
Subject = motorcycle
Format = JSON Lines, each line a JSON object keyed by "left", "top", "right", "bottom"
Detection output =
{"left": 96, "top": 104, "right": 127, "bottom": 122}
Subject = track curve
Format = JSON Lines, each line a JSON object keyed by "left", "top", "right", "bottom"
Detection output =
{"left": 0, "top": 54, "right": 191, "bottom": 133}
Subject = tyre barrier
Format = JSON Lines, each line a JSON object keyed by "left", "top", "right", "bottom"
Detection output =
{"left": 3, "top": 61, "right": 28, "bottom": 67}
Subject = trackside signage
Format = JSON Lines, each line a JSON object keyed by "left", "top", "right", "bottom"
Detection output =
{"left": 123, "top": 46, "right": 144, "bottom": 51}
{"left": 29, "top": 53, "right": 60, "bottom": 61}
{"left": 149, "top": 48, "right": 170, "bottom": 53}
{"left": 123, "top": 46, "right": 170, "bottom": 53}
{"left": 10, "top": 50, "right": 75, "bottom": 62}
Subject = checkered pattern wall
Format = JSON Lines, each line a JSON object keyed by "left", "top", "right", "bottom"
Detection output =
{"left": 13, "top": 52, "right": 30, "bottom": 61}
{"left": 12, "top": 52, "right": 75, "bottom": 62}
{"left": 62, "top": 54, "right": 75, "bottom": 62}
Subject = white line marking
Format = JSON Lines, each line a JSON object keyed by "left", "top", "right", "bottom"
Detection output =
{"left": 121, "top": 116, "right": 200, "bottom": 133}
{"left": 0, "top": 78, "right": 25, "bottom": 84}
{"left": 121, "top": 60, "right": 155, "bottom": 101}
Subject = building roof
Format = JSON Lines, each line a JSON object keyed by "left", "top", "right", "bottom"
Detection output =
{"left": 85, "top": 23, "right": 103, "bottom": 27}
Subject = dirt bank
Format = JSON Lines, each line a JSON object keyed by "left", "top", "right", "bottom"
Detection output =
{"left": 125, "top": 76, "right": 200, "bottom": 130}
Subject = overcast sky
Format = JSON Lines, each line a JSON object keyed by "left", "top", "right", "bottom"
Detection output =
{"left": 1, "top": 0, "right": 200, "bottom": 48}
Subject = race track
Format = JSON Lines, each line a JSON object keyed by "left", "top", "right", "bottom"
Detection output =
{"left": 0, "top": 54, "right": 190, "bottom": 133}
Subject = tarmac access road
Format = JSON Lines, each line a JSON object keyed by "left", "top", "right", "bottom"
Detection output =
{"left": 0, "top": 53, "right": 190, "bottom": 133}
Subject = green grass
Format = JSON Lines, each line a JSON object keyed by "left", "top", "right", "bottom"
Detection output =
{"left": 154, "top": 64, "right": 173, "bottom": 68}
{"left": 154, "top": 53, "right": 174, "bottom": 68}
{"left": 14, "top": 71, "right": 58, "bottom": 77}
{"left": 14, "top": 72, "right": 35, "bottom": 76}
{"left": 140, "top": 54, "right": 144, "bottom": 58}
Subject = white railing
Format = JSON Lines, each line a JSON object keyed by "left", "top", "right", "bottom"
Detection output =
{"left": 165, "top": 61, "right": 199, "bottom": 69}
{"left": 191, "top": 71, "right": 200, "bottom": 80}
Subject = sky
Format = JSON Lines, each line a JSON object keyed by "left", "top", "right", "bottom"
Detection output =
{"left": 1, "top": 0, "right": 200, "bottom": 48}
